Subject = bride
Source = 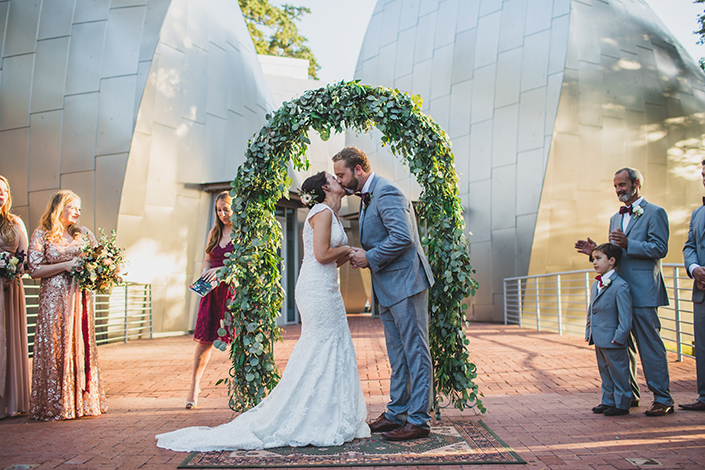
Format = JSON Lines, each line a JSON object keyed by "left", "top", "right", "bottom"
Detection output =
{"left": 156, "top": 172, "right": 370, "bottom": 451}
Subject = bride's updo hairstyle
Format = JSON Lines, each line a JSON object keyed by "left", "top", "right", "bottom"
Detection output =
{"left": 300, "top": 172, "right": 328, "bottom": 208}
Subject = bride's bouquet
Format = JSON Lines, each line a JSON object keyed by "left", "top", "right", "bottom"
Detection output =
{"left": 72, "top": 229, "right": 126, "bottom": 293}
{"left": 0, "top": 250, "right": 25, "bottom": 280}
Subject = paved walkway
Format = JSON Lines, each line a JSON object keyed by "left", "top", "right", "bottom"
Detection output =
{"left": 1, "top": 316, "right": 704, "bottom": 469}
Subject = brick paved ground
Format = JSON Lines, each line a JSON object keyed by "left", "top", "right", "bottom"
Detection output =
{"left": 1, "top": 316, "right": 703, "bottom": 469}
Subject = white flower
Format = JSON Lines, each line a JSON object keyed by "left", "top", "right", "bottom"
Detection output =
{"left": 0, "top": 260, "right": 5, "bottom": 269}
{"left": 602, "top": 278, "right": 612, "bottom": 288}
{"left": 632, "top": 204, "right": 644, "bottom": 218}
{"left": 300, "top": 193, "right": 312, "bottom": 205}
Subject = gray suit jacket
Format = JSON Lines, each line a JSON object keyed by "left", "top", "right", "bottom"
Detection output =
{"left": 683, "top": 205, "right": 705, "bottom": 303}
{"left": 359, "top": 175, "right": 434, "bottom": 307}
{"left": 608, "top": 199, "right": 669, "bottom": 308}
{"left": 585, "top": 272, "right": 633, "bottom": 348}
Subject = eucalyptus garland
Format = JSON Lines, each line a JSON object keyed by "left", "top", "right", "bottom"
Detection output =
{"left": 218, "top": 80, "right": 484, "bottom": 414}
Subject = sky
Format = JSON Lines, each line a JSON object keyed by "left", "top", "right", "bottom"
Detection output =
{"left": 278, "top": 0, "right": 705, "bottom": 85}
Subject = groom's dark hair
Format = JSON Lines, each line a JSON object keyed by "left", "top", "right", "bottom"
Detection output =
{"left": 332, "top": 146, "right": 371, "bottom": 172}
{"left": 301, "top": 172, "right": 328, "bottom": 207}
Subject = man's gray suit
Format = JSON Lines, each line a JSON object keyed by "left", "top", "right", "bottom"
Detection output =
{"left": 608, "top": 199, "right": 673, "bottom": 406}
{"left": 682, "top": 205, "right": 705, "bottom": 406}
{"left": 359, "top": 175, "right": 435, "bottom": 428}
{"left": 585, "top": 272, "right": 633, "bottom": 410}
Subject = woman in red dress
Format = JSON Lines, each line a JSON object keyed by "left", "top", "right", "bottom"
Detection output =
{"left": 187, "top": 191, "right": 234, "bottom": 408}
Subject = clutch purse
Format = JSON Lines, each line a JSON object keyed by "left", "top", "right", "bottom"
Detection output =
{"left": 189, "top": 277, "right": 218, "bottom": 297}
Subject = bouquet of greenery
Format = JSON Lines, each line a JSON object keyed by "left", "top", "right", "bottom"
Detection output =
{"left": 72, "top": 229, "right": 126, "bottom": 293}
{"left": 0, "top": 250, "right": 25, "bottom": 280}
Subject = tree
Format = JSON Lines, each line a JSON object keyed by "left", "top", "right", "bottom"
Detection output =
{"left": 695, "top": 0, "right": 705, "bottom": 70}
{"left": 239, "top": 0, "right": 320, "bottom": 79}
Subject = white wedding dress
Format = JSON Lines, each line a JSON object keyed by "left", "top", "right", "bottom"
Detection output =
{"left": 156, "top": 203, "right": 370, "bottom": 451}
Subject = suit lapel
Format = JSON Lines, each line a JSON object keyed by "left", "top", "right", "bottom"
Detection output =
{"left": 696, "top": 207, "right": 705, "bottom": 249}
{"left": 623, "top": 199, "right": 647, "bottom": 236}
{"left": 593, "top": 272, "right": 616, "bottom": 303}
{"left": 359, "top": 176, "right": 380, "bottom": 241}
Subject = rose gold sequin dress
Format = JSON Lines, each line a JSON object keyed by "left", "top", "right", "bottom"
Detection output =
{"left": 28, "top": 228, "right": 107, "bottom": 421}
{"left": 1, "top": 223, "right": 31, "bottom": 418}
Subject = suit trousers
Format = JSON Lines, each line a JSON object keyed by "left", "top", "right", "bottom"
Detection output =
{"left": 628, "top": 306, "right": 673, "bottom": 405}
{"left": 596, "top": 346, "right": 632, "bottom": 410}
{"left": 379, "top": 289, "right": 432, "bottom": 428}
{"left": 693, "top": 300, "right": 705, "bottom": 404}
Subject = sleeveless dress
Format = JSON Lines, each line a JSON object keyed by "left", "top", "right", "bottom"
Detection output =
{"left": 194, "top": 240, "right": 233, "bottom": 343}
{"left": 28, "top": 228, "right": 107, "bottom": 421}
{"left": 156, "top": 203, "right": 370, "bottom": 451}
{"left": 0, "top": 222, "right": 30, "bottom": 418}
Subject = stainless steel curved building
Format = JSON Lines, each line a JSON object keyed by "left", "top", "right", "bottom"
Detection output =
{"left": 0, "top": 0, "right": 274, "bottom": 332}
{"left": 349, "top": 0, "right": 705, "bottom": 321}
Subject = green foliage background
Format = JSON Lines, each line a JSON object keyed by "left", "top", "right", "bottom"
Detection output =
{"left": 239, "top": 0, "right": 320, "bottom": 79}
{"left": 217, "top": 81, "right": 484, "bottom": 415}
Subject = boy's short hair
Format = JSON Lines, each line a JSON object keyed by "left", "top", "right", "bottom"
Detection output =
{"left": 593, "top": 243, "right": 622, "bottom": 266}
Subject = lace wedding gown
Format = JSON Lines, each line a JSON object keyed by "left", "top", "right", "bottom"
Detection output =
{"left": 156, "top": 203, "right": 370, "bottom": 451}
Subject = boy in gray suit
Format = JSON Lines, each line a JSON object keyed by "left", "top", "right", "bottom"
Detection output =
{"left": 333, "top": 147, "right": 435, "bottom": 441}
{"left": 586, "top": 243, "right": 633, "bottom": 416}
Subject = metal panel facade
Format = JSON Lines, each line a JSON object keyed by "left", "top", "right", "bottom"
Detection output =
{"left": 350, "top": 0, "right": 705, "bottom": 322}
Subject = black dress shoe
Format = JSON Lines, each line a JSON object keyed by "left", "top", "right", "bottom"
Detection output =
{"left": 630, "top": 399, "right": 639, "bottom": 407}
{"left": 678, "top": 400, "right": 705, "bottom": 411}
{"left": 368, "top": 413, "right": 402, "bottom": 432}
{"left": 645, "top": 402, "right": 674, "bottom": 416}
{"left": 382, "top": 422, "right": 430, "bottom": 441}
{"left": 592, "top": 404, "right": 610, "bottom": 414}
{"left": 604, "top": 406, "right": 629, "bottom": 416}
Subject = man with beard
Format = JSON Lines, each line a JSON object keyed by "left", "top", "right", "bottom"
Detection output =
{"left": 332, "top": 146, "right": 435, "bottom": 440}
{"left": 575, "top": 168, "right": 674, "bottom": 416}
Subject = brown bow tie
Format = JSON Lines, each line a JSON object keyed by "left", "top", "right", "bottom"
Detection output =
{"left": 355, "top": 192, "right": 371, "bottom": 208}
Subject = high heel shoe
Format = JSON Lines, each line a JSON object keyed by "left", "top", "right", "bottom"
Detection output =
{"left": 185, "top": 387, "right": 200, "bottom": 409}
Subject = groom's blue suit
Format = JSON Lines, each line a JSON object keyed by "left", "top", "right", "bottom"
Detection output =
{"left": 682, "top": 204, "right": 705, "bottom": 406}
{"left": 359, "top": 175, "right": 435, "bottom": 428}
{"left": 608, "top": 198, "right": 673, "bottom": 406}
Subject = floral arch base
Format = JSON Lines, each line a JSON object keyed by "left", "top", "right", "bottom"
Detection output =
{"left": 218, "top": 81, "right": 484, "bottom": 415}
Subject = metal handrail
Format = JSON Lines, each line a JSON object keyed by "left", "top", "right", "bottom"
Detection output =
{"left": 23, "top": 278, "right": 153, "bottom": 357}
{"left": 503, "top": 263, "right": 695, "bottom": 360}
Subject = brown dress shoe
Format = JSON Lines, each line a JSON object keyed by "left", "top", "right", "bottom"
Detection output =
{"left": 368, "top": 413, "right": 402, "bottom": 432}
{"left": 645, "top": 402, "right": 674, "bottom": 416}
{"left": 678, "top": 400, "right": 705, "bottom": 411}
{"left": 382, "top": 422, "right": 430, "bottom": 441}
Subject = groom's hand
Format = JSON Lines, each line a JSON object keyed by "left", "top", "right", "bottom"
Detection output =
{"left": 349, "top": 247, "right": 369, "bottom": 269}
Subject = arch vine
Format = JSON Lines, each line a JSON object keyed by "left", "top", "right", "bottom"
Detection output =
{"left": 216, "top": 80, "right": 484, "bottom": 415}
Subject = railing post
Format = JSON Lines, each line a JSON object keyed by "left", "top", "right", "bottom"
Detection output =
{"left": 556, "top": 274, "right": 563, "bottom": 335}
{"left": 124, "top": 283, "right": 129, "bottom": 343}
{"left": 517, "top": 279, "right": 523, "bottom": 328}
{"left": 149, "top": 283, "right": 153, "bottom": 339}
{"left": 673, "top": 266, "right": 682, "bottom": 362}
{"left": 503, "top": 279, "right": 508, "bottom": 325}
{"left": 584, "top": 271, "right": 591, "bottom": 310}
{"left": 534, "top": 278, "right": 540, "bottom": 332}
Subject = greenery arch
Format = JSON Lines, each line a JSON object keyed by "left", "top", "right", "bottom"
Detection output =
{"left": 216, "top": 80, "right": 484, "bottom": 416}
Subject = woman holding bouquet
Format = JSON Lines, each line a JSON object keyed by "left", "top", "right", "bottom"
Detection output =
{"left": 186, "top": 191, "right": 235, "bottom": 409}
{"left": 0, "top": 175, "right": 30, "bottom": 418}
{"left": 27, "top": 190, "right": 107, "bottom": 421}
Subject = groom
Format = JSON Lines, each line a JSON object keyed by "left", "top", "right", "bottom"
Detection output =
{"left": 333, "top": 147, "right": 435, "bottom": 441}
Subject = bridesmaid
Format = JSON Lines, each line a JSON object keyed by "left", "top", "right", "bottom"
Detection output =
{"left": 186, "top": 191, "right": 235, "bottom": 409}
{"left": 27, "top": 190, "right": 107, "bottom": 421}
{"left": 0, "top": 175, "right": 30, "bottom": 418}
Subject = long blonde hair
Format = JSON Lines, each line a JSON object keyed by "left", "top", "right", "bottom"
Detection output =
{"left": 39, "top": 190, "right": 82, "bottom": 242}
{"left": 205, "top": 191, "right": 233, "bottom": 254}
{"left": 0, "top": 175, "right": 18, "bottom": 245}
